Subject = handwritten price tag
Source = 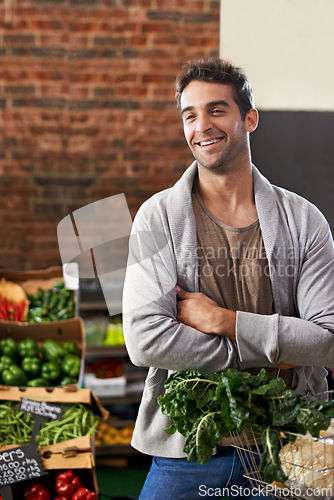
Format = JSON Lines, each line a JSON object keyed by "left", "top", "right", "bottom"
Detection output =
{"left": 0, "top": 443, "right": 47, "bottom": 498}
{"left": 19, "top": 398, "right": 64, "bottom": 420}
{"left": 19, "top": 398, "right": 64, "bottom": 442}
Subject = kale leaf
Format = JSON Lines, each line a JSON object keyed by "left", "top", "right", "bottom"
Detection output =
{"left": 184, "top": 411, "right": 224, "bottom": 464}
{"left": 259, "top": 427, "right": 288, "bottom": 484}
{"left": 158, "top": 369, "right": 221, "bottom": 437}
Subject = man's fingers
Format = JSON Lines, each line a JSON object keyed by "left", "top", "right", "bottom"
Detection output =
{"left": 176, "top": 285, "right": 190, "bottom": 300}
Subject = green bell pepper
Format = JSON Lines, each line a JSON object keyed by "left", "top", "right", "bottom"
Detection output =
{"left": 21, "top": 356, "right": 42, "bottom": 378}
{"left": 41, "top": 361, "right": 61, "bottom": 381}
{"left": 18, "top": 338, "right": 39, "bottom": 358}
{"left": 61, "top": 354, "right": 81, "bottom": 378}
{"left": 0, "top": 355, "right": 16, "bottom": 372}
{"left": 0, "top": 356, "right": 16, "bottom": 384}
{"left": 27, "top": 377, "right": 50, "bottom": 387}
{"left": 0, "top": 338, "right": 18, "bottom": 360}
{"left": 63, "top": 341, "right": 80, "bottom": 357}
{"left": 41, "top": 339, "right": 65, "bottom": 362}
{"left": 2, "top": 365, "right": 28, "bottom": 386}
{"left": 59, "top": 375, "right": 77, "bottom": 386}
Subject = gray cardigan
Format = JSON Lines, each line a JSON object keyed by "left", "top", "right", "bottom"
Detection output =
{"left": 122, "top": 161, "right": 334, "bottom": 458}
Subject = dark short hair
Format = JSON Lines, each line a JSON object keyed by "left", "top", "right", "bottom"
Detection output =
{"left": 175, "top": 58, "right": 254, "bottom": 121}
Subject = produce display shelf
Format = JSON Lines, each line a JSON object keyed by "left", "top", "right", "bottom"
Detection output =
{"left": 80, "top": 301, "right": 109, "bottom": 311}
{"left": 96, "top": 444, "right": 139, "bottom": 457}
{"left": 98, "top": 393, "right": 143, "bottom": 405}
{"left": 86, "top": 345, "right": 128, "bottom": 358}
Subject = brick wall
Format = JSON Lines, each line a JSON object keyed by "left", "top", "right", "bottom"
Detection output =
{"left": 0, "top": 0, "right": 219, "bottom": 270}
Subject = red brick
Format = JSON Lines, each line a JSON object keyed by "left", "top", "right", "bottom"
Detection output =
{"left": 69, "top": 35, "right": 90, "bottom": 48}
{"left": 13, "top": 7, "right": 39, "bottom": 17}
{"left": 142, "top": 23, "right": 172, "bottom": 33}
{"left": 129, "top": 36, "right": 147, "bottom": 46}
{"left": 109, "top": 22, "right": 138, "bottom": 33}
{"left": 30, "top": 71, "right": 66, "bottom": 81}
{"left": 69, "top": 22, "right": 102, "bottom": 33}
{"left": 29, "top": 20, "right": 66, "bottom": 30}
{"left": 142, "top": 74, "right": 175, "bottom": 84}
{"left": 40, "top": 33, "right": 69, "bottom": 45}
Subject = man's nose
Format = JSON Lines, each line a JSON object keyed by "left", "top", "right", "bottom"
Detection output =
{"left": 195, "top": 114, "right": 212, "bottom": 134}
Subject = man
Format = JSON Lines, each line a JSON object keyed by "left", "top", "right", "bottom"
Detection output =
{"left": 122, "top": 59, "right": 334, "bottom": 499}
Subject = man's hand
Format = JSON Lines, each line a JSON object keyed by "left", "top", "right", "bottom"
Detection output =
{"left": 176, "top": 285, "right": 236, "bottom": 340}
{"left": 276, "top": 362, "right": 296, "bottom": 369}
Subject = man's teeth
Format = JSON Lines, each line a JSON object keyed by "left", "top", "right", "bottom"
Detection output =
{"left": 199, "top": 138, "right": 221, "bottom": 146}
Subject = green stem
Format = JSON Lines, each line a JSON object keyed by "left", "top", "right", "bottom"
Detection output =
{"left": 265, "top": 426, "right": 274, "bottom": 464}
{"left": 175, "top": 378, "right": 219, "bottom": 390}
{"left": 195, "top": 411, "right": 221, "bottom": 450}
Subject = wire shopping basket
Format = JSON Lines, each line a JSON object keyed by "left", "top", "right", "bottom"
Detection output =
{"left": 230, "top": 392, "right": 334, "bottom": 500}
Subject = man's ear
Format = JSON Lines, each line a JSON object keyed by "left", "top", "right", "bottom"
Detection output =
{"left": 245, "top": 108, "right": 259, "bottom": 133}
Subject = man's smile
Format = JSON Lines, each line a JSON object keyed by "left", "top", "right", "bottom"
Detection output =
{"left": 195, "top": 137, "right": 224, "bottom": 147}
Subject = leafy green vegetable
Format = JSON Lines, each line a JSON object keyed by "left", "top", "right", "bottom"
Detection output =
{"left": 294, "top": 398, "right": 334, "bottom": 437}
{"left": 185, "top": 411, "right": 224, "bottom": 464}
{"left": 259, "top": 427, "right": 287, "bottom": 484}
{"left": 158, "top": 370, "right": 221, "bottom": 437}
{"left": 267, "top": 389, "right": 302, "bottom": 428}
{"left": 158, "top": 368, "right": 334, "bottom": 485}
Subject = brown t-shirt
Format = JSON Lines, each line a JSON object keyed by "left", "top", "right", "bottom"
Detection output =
{"left": 192, "top": 185, "right": 293, "bottom": 387}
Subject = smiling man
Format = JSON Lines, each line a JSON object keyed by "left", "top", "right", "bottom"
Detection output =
{"left": 180, "top": 81, "right": 256, "bottom": 173}
{"left": 122, "top": 59, "right": 334, "bottom": 499}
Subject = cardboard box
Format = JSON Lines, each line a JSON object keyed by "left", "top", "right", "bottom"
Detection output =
{"left": 0, "top": 265, "right": 64, "bottom": 290}
{"left": 0, "top": 386, "right": 109, "bottom": 453}
{"left": 10, "top": 464, "right": 98, "bottom": 498}
{"left": 0, "top": 383, "right": 107, "bottom": 406}
{"left": 0, "top": 438, "right": 98, "bottom": 496}
{"left": 40, "top": 436, "right": 98, "bottom": 495}
{"left": 0, "top": 265, "right": 78, "bottom": 318}
{"left": 0, "top": 386, "right": 109, "bottom": 496}
{"left": 0, "top": 316, "right": 86, "bottom": 387}
{"left": 0, "top": 267, "right": 83, "bottom": 387}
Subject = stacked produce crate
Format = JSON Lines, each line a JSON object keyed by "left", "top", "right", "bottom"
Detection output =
{"left": 0, "top": 267, "right": 108, "bottom": 499}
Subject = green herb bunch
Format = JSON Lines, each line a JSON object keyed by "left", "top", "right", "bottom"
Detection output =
{"left": 158, "top": 368, "right": 334, "bottom": 484}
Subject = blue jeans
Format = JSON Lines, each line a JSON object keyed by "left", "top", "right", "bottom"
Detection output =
{"left": 139, "top": 446, "right": 274, "bottom": 500}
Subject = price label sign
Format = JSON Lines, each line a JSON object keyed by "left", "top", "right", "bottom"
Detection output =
{"left": 0, "top": 443, "right": 47, "bottom": 499}
{"left": 19, "top": 398, "right": 64, "bottom": 442}
{"left": 19, "top": 398, "right": 64, "bottom": 420}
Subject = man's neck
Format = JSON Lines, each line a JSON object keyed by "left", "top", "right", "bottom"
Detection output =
{"left": 195, "top": 162, "right": 257, "bottom": 228}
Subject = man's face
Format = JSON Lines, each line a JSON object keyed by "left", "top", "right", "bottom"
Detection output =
{"left": 180, "top": 80, "right": 255, "bottom": 173}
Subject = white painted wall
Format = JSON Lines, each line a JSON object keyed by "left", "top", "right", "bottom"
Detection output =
{"left": 219, "top": 0, "right": 334, "bottom": 111}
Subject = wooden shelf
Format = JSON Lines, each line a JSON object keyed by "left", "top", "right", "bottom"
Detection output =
{"left": 79, "top": 301, "right": 109, "bottom": 312}
{"left": 83, "top": 316, "right": 143, "bottom": 458}
{"left": 86, "top": 345, "right": 128, "bottom": 358}
{"left": 105, "top": 417, "right": 135, "bottom": 427}
{"left": 96, "top": 444, "right": 139, "bottom": 456}
{"left": 126, "top": 371, "right": 147, "bottom": 382}
{"left": 98, "top": 392, "right": 143, "bottom": 405}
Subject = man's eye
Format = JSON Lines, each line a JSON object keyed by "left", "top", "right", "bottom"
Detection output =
{"left": 184, "top": 114, "right": 195, "bottom": 122}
